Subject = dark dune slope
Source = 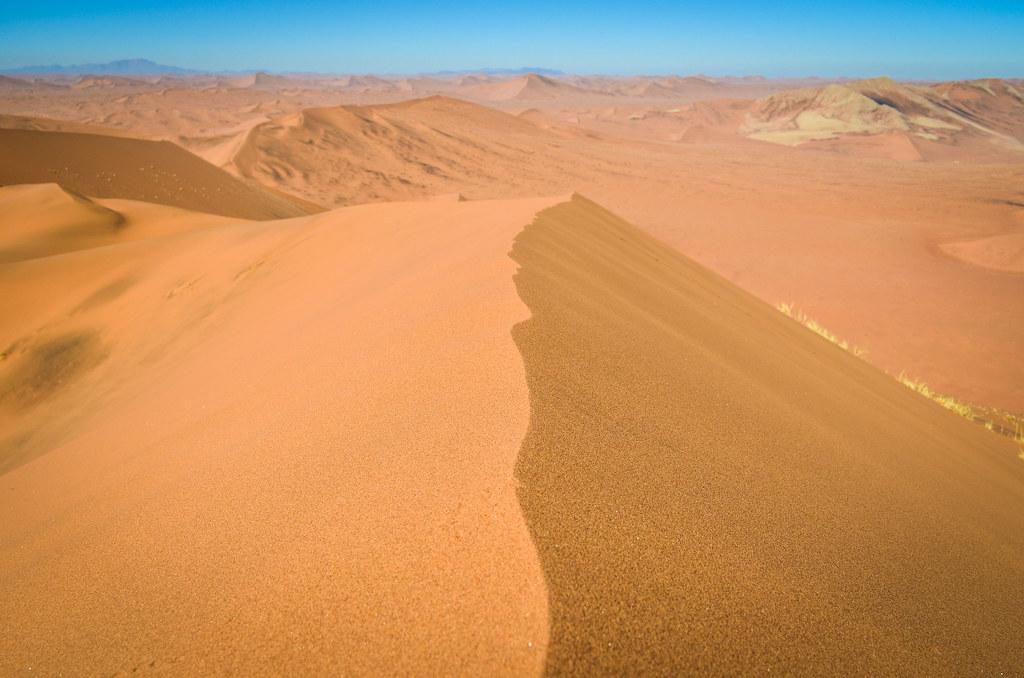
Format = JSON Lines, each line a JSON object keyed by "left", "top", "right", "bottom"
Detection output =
{"left": 0, "top": 128, "right": 313, "bottom": 220}
{"left": 511, "top": 195, "right": 1024, "bottom": 676}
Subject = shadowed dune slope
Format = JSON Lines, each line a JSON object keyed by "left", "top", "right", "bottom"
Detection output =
{"left": 0, "top": 128, "right": 313, "bottom": 219}
{"left": 511, "top": 196, "right": 1024, "bottom": 675}
{"left": 0, "top": 196, "right": 563, "bottom": 675}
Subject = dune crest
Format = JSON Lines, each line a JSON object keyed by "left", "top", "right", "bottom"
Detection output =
{"left": 0, "top": 183, "right": 124, "bottom": 262}
{"left": 0, "top": 184, "right": 244, "bottom": 263}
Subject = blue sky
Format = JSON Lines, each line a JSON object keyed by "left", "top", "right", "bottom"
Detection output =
{"left": 1, "top": 1, "right": 1022, "bottom": 78}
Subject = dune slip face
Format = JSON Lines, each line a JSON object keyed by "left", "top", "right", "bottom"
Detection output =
{"left": 0, "top": 196, "right": 566, "bottom": 675}
{"left": 510, "top": 195, "right": 1024, "bottom": 675}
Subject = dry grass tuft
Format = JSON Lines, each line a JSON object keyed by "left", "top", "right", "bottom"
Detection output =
{"left": 896, "top": 373, "right": 975, "bottom": 419}
{"left": 777, "top": 301, "right": 1024, "bottom": 457}
{"left": 777, "top": 302, "right": 866, "bottom": 357}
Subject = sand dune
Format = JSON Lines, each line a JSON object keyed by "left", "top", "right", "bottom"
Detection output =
{"left": 616, "top": 75, "right": 722, "bottom": 98}
{"left": 231, "top": 96, "right": 567, "bottom": 206}
{"left": 0, "top": 127, "right": 313, "bottom": 219}
{"left": 1, "top": 191, "right": 1021, "bottom": 674}
{"left": 460, "top": 73, "right": 606, "bottom": 102}
{"left": 0, "top": 194, "right": 563, "bottom": 675}
{"left": 0, "top": 183, "right": 239, "bottom": 263}
{"left": 341, "top": 74, "right": 400, "bottom": 92}
{"left": 0, "top": 76, "right": 412, "bottom": 148}
{"left": 0, "top": 184, "right": 124, "bottom": 262}
{"left": 512, "top": 196, "right": 1024, "bottom": 674}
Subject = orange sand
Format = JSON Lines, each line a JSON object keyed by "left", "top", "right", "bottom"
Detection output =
{"left": 0, "top": 195, "right": 563, "bottom": 674}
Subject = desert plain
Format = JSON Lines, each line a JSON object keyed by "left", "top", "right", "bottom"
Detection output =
{"left": 1, "top": 66, "right": 1023, "bottom": 675}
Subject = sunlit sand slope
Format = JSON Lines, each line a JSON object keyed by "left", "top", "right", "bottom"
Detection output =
{"left": 511, "top": 196, "right": 1024, "bottom": 675}
{"left": 0, "top": 183, "right": 240, "bottom": 263}
{"left": 0, "top": 196, "right": 563, "bottom": 675}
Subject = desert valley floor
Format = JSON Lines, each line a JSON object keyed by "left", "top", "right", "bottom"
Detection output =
{"left": 1, "top": 71, "right": 1023, "bottom": 675}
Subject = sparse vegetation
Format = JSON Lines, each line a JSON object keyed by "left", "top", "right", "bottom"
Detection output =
{"left": 777, "top": 301, "right": 1024, "bottom": 457}
{"left": 777, "top": 302, "right": 866, "bottom": 357}
{"left": 896, "top": 373, "right": 974, "bottom": 419}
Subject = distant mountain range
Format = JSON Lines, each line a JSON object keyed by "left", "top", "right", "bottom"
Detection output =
{"left": 0, "top": 59, "right": 565, "bottom": 78}
{"left": 1, "top": 58, "right": 197, "bottom": 76}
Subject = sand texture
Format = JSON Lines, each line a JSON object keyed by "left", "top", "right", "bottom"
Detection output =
{"left": 0, "top": 196, "right": 563, "bottom": 675}
{"left": 511, "top": 196, "right": 1024, "bottom": 675}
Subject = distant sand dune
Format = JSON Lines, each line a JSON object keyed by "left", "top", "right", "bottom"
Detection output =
{"left": 460, "top": 73, "right": 606, "bottom": 101}
{"left": 0, "top": 127, "right": 313, "bottom": 219}
{"left": 231, "top": 96, "right": 559, "bottom": 207}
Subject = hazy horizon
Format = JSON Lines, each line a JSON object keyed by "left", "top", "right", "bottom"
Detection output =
{"left": 2, "top": 1, "right": 1022, "bottom": 80}
{"left": 1, "top": 57, "right": 1020, "bottom": 83}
